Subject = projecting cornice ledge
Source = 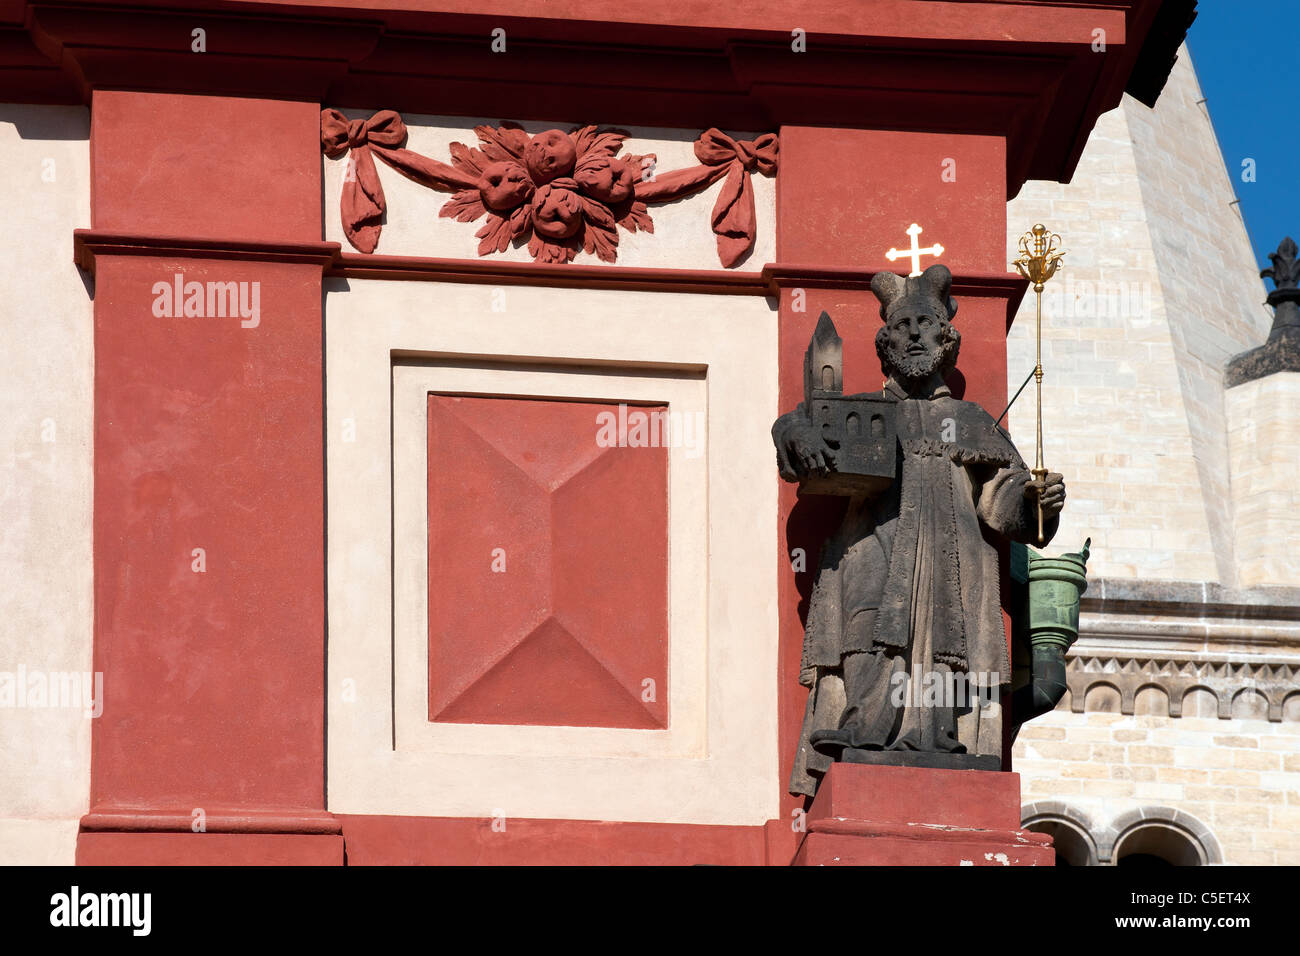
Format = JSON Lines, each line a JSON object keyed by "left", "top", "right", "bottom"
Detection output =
{"left": 69, "top": 232, "right": 1030, "bottom": 308}
{"left": 762, "top": 265, "right": 1029, "bottom": 329}
{"left": 23, "top": 4, "right": 382, "bottom": 102}
{"left": 1082, "top": 577, "right": 1300, "bottom": 622}
{"left": 1074, "top": 577, "right": 1300, "bottom": 679}
{"left": 6, "top": 0, "right": 1193, "bottom": 194}
{"left": 1068, "top": 575, "right": 1300, "bottom": 722}
{"left": 72, "top": 230, "right": 341, "bottom": 274}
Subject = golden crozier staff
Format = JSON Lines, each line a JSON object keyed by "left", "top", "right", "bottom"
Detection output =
{"left": 1012, "top": 223, "right": 1065, "bottom": 545}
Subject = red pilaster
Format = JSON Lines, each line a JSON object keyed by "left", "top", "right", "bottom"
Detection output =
{"left": 768, "top": 126, "right": 1026, "bottom": 864}
{"left": 78, "top": 90, "right": 337, "bottom": 864}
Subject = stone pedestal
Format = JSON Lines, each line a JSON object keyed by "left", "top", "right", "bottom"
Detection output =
{"left": 792, "top": 763, "right": 1053, "bottom": 866}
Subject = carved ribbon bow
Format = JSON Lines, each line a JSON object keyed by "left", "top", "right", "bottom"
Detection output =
{"left": 321, "top": 108, "right": 477, "bottom": 253}
{"left": 636, "top": 128, "right": 780, "bottom": 267}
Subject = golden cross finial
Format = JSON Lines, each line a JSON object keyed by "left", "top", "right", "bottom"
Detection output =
{"left": 885, "top": 222, "right": 944, "bottom": 276}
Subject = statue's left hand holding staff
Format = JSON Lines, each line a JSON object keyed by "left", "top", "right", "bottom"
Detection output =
{"left": 1027, "top": 471, "right": 1066, "bottom": 520}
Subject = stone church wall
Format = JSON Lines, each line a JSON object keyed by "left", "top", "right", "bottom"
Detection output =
{"left": 1006, "top": 48, "right": 1300, "bottom": 865}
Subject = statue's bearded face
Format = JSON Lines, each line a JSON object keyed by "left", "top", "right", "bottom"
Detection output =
{"left": 878, "top": 306, "right": 957, "bottom": 382}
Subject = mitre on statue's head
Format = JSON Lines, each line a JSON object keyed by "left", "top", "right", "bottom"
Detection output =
{"left": 870, "top": 263, "right": 958, "bottom": 323}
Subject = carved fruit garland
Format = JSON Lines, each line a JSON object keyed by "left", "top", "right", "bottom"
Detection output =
{"left": 321, "top": 109, "right": 778, "bottom": 267}
{"left": 439, "top": 123, "right": 654, "bottom": 265}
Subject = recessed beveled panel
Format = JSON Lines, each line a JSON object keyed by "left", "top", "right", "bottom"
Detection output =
{"left": 427, "top": 394, "right": 668, "bottom": 729}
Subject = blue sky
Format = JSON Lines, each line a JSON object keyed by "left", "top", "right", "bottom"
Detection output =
{"left": 1187, "top": 2, "right": 1298, "bottom": 281}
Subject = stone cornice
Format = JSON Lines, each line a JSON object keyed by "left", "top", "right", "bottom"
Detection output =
{"left": 1077, "top": 577, "right": 1300, "bottom": 660}
{"left": 1064, "top": 575, "right": 1300, "bottom": 721}
{"left": 1082, "top": 576, "right": 1300, "bottom": 621}
{"left": 70, "top": 231, "right": 1033, "bottom": 305}
{"left": 4, "top": 0, "right": 1192, "bottom": 194}
{"left": 72, "top": 230, "right": 341, "bottom": 273}
{"left": 762, "top": 264, "right": 1029, "bottom": 329}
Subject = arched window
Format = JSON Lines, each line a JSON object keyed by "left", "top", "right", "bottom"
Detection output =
{"left": 1021, "top": 802, "right": 1099, "bottom": 866}
{"left": 1114, "top": 823, "right": 1205, "bottom": 866}
{"left": 1026, "top": 819, "right": 1094, "bottom": 866}
{"left": 1108, "top": 808, "right": 1222, "bottom": 866}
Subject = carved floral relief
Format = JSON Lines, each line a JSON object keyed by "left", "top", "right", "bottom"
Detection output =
{"left": 321, "top": 109, "right": 778, "bottom": 267}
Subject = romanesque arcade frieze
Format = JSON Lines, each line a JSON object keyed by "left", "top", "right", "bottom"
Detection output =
{"left": 320, "top": 109, "right": 778, "bottom": 267}
{"left": 1067, "top": 654, "right": 1300, "bottom": 722}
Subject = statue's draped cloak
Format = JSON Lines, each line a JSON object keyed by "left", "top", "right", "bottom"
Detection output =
{"left": 774, "top": 380, "right": 1049, "bottom": 797}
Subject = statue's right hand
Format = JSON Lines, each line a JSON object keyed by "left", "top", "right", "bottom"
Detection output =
{"left": 788, "top": 426, "right": 837, "bottom": 477}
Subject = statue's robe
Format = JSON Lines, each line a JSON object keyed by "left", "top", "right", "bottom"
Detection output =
{"left": 774, "top": 378, "right": 1056, "bottom": 797}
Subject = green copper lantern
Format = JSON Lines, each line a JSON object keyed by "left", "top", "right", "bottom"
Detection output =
{"left": 1026, "top": 538, "right": 1091, "bottom": 650}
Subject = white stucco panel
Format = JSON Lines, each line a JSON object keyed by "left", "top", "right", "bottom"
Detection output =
{"left": 0, "top": 104, "right": 93, "bottom": 866}
{"left": 326, "top": 278, "right": 781, "bottom": 825}
{"left": 323, "top": 110, "right": 777, "bottom": 271}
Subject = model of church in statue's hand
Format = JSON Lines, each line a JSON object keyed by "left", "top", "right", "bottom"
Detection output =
{"left": 773, "top": 263, "right": 1067, "bottom": 798}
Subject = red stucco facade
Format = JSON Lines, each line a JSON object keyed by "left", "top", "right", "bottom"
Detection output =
{"left": 1, "top": 0, "right": 1188, "bottom": 864}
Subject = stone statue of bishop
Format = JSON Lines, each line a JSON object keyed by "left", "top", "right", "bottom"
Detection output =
{"left": 773, "top": 264, "right": 1066, "bottom": 797}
